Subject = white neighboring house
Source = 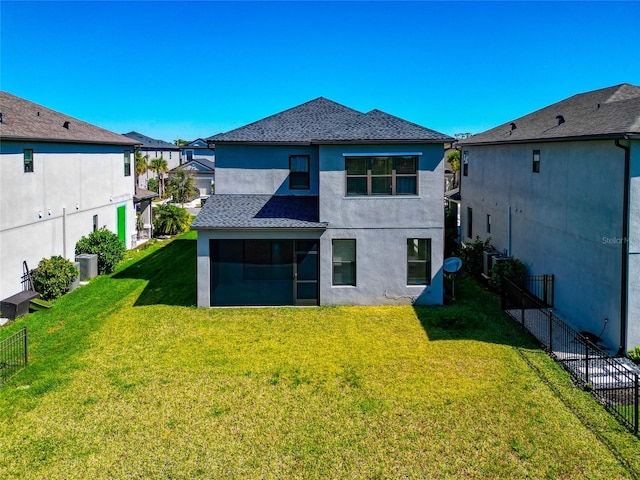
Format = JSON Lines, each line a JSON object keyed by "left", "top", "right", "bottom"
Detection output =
{"left": 458, "top": 83, "right": 640, "bottom": 353}
{"left": 122, "top": 131, "right": 181, "bottom": 190}
{"left": 181, "top": 138, "right": 215, "bottom": 166}
{"left": 170, "top": 157, "right": 215, "bottom": 196}
{"left": 0, "top": 91, "right": 139, "bottom": 300}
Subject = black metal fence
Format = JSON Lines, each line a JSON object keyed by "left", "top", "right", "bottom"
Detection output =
{"left": 0, "top": 327, "right": 28, "bottom": 386}
{"left": 508, "top": 274, "right": 554, "bottom": 307}
{"left": 502, "top": 276, "right": 639, "bottom": 434}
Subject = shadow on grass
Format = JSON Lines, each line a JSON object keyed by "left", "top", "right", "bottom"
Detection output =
{"left": 413, "top": 276, "right": 537, "bottom": 349}
{"left": 113, "top": 238, "right": 196, "bottom": 307}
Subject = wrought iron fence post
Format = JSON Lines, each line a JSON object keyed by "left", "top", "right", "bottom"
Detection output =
{"left": 548, "top": 310, "right": 553, "bottom": 352}
{"left": 521, "top": 290, "right": 526, "bottom": 326}
{"left": 585, "top": 340, "right": 590, "bottom": 385}
{"left": 543, "top": 274, "right": 548, "bottom": 306}
{"left": 635, "top": 372, "right": 639, "bottom": 434}
{"left": 23, "top": 326, "right": 28, "bottom": 366}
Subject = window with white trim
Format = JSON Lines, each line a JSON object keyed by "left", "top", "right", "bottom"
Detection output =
{"left": 345, "top": 155, "right": 418, "bottom": 196}
{"left": 332, "top": 239, "right": 356, "bottom": 286}
{"left": 407, "top": 238, "right": 431, "bottom": 285}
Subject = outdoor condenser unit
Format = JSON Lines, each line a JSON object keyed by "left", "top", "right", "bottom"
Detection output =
{"left": 482, "top": 250, "right": 501, "bottom": 277}
{"left": 75, "top": 254, "right": 98, "bottom": 281}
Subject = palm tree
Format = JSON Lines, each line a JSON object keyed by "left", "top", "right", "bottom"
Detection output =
{"left": 166, "top": 168, "right": 197, "bottom": 206}
{"left": 153, "top": 203, "right": 190, "bottom": 236}
{"left": 135, "top": 151, "right": 149, "bottom": 188}
{"left": 149, "top": 156, "right": 169, "bottom": 197}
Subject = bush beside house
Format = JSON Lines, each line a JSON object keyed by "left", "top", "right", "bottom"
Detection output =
{"left": 75, "top": 228, "right": 125, "bottom": 275}
{"left": 32, "top": 256, "right": 78, "bottom": 300}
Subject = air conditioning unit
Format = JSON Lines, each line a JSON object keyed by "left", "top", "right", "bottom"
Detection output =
{"left": 75, "top": 254, "right": 98, "bottom": 280}
{"left": 482, "top": 250, "right": 501, "bottom": 277}
{"left": 491, "top": 256, "right": 512, "bottom": 274}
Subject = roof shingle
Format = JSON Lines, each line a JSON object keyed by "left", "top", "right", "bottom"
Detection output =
{"left": 459, "top": 83, "right": 640, "bottom": 145}
{"left": 0, "top": 91, "right": 138, "bottom": 146}
{"left": 191, "top": 194, "right": 327, "bottom": 230}
{"left": 208, "top": 97, "right": 452, "bottom": 144}
{"left": 123, "top": 131, "right": 179, "bottom": 149}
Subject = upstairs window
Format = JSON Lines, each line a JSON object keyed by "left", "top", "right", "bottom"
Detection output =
{"left": 462, "top": 150, "right": 469, "bottom": 176}
{"left": 532, "top": 150, "right": 540, "bottom": 173}
{"left": 289, "top": 155, "right": 310, "bottom": 190}
{"left": 124, "top": 150, "right": 131, "bottom": 176}
{"left": 345, "top": 155, "right": 418, "bottom": 196}
{"left": 407, "top": 238, "right": 431, "bottom": 285}
{"left": 24, "top": 149, "right": 34, "bottom": 173}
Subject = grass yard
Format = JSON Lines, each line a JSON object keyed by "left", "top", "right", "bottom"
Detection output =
{"left": 1, "top": 231, "right": 640, "bottom": 479}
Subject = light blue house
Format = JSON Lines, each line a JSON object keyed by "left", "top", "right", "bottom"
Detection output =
{"left": 192, "top": 97, "right": 453, "bottom": 307}
{"left": 458, "top": 83, "right": 640, "bottom": 353}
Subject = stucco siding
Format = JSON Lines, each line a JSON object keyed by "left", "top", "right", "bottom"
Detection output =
{"left": 461, "top": 140, "right": 626, "bottom": 349}
{"left": 318, "top": 144, "right": 444, "bottom": 228}
{"left": 0, "top": 141, "right": 135, "bottom": 299}
{"left": 319, "top": 227, "right": 443, "bottom": 306}
{"left": 215, "top": 144, "right": 319, "bottom": 195}
{"left": 628, "top": 139, "right": 640, "bottom": 348}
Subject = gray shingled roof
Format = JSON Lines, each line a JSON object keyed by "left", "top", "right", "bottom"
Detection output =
{"left": 459, "top": 83, "right": 640, "bottom": 145}
{"left": 191, "top": 195, "right": 327, "bottom": 230}
{"left": 0, "top": 91, "right": 138, "bottom": 145}
{"left": 133, "top": 186, "right": 159, "bottom": 202}
{"left": 123, "top": 131, "right": 179, "bottom": 149}
{"left": 208, "top": 97, "right": 453, "bottom": 144}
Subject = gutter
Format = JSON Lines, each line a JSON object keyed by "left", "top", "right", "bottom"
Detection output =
{"left": 615, "top": 138, "right": 631, "bottom": 354}
{"left": 459, "top": 132, "right": 634, "bottom": 147}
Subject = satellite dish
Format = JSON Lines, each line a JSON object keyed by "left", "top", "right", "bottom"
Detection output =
{"left": 443, "top": 257, "right": 463, "bottom": 273}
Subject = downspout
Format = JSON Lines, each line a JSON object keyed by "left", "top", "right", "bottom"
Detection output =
{"left": 615, "top": 138, "right": 630, "bottom": 355}
{"left": 62, "top": 207, "right": 67, "bottom": 259}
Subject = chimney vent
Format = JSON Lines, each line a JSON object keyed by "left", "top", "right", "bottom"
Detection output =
{"left": 556, "top": 115, "right": 565, "bottom": 125}
{"left": 0, "top": 113, "right": 3, "bottom": 123}
{"left": 63, "top": 121, "right": 70, "bottom": 129}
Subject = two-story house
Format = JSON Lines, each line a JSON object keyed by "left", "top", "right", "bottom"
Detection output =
{"left": 0, "top": 91, "right": 138, "bottom": 300}
{"left": 458, "top": 83, "right": 640, "bottom": 353}
{"left": 122, "top": 131, "right": 181, "bottom": 190}
{"left": 192, "top": 97, "right": 453, "bottom": 307}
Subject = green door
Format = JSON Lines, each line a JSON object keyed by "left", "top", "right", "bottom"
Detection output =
{"left": 117, "top": 205, "right": 126, "bottom": 246}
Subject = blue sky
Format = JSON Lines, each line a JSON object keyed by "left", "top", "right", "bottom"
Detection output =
{"left": 2, "top": 1, "right": 639, "bottom": 142}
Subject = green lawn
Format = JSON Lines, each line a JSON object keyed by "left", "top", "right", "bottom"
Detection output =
{"left": 1, "top": 231, "right": 639, "bottom": 479}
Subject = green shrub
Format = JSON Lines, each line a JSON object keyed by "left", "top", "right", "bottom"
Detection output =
{"left": 628, "top": 346, "right": 640, "bottom": 364}
{"left": 459, "top": 236, "right": 492, "bottom": 277}
{"left": 33, "top": 256, "right": 78, "bottom": 300}
{"left": 489, "top": 257, "right": 527, "bottom": 292}
{"left": 75, "top": 227, "right": 126, "bottom": 274}
{"left": 153, "top": 203, "right": 191, "bottom": 236}
{"left": 147, "top": 177, "right": 159, "bottom": 193}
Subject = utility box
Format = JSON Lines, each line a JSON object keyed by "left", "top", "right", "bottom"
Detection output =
{"left": 75, "top": 254, "right": 98, "bottom": 280}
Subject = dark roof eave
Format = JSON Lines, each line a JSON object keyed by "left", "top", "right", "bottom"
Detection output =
{"left": 314, "top": 138, "right": 453, "bottom": 145}
{"left": 191, "top": 225, "right": 328, "bottom": 231}
{"left": 0, "top": 135, "right": 140, "bottom": 146}
{"left": 206, "top": 140, "right": 313, "bottom": 146}
{"left": 208, "top": 139, "right": 452, "bottom": 146}
{"left": 458, "top": 132, "right": 636, "bottom": 146}
{"left": 134, "top": 194, "right": 158, "bottom": 202}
